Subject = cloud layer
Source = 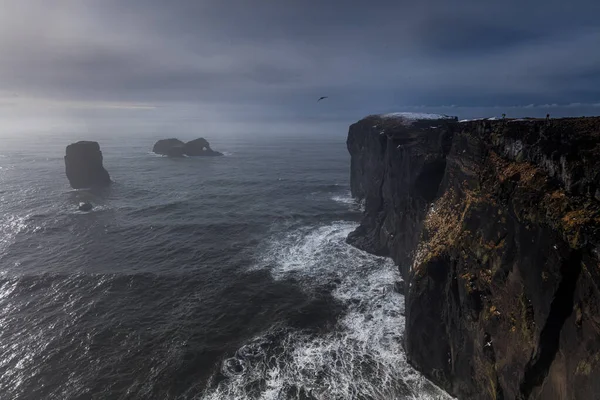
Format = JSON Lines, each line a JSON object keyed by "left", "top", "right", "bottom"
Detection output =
{"left": 1, "top": 0, "right": 599, "bottom": 127}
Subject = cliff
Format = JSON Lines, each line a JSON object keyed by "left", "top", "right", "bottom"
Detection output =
{"left": 347, "top": 113, "right": 600, "bottom": 399}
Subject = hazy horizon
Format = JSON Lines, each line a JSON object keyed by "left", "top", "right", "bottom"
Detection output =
{"left": 1, "top": 0, "right": 600, "bottom": 135}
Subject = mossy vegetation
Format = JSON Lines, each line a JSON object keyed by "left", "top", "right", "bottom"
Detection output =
{"left": 489, "top": 151, "right": 600, "bottom": 249}
{"left": 576, "top": 353, "right": 600, "bottom": 376}
{"left": 414, "top": 185, "right": 495, "bottom": 269}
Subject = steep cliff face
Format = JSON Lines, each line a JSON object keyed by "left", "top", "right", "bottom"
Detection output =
{"left": 347, "top": 115, "right": 600, "bottom": 399}
{"left": 347, "top": 114, "right": 456, "bottom": 276}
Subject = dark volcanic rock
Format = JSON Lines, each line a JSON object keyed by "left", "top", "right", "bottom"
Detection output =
{"left": 346, "top": 114, "right": 600, "bottom": 399}
{"left": 152, "top": 138, "right": 223, "bottom": 157}
{"left": 78, "top": 202, "right": 93, "bottom": 212}
{"left": 184, "top": 138, "right": 223, "bottom": 156}
{"left": 393, "top": 280, "right": 405, "bottom": 294}
{"left": 64, "top": 141, "right": 111, "bottom": 189}
{"left": 346, "top": 113, "right": 456, "bottom": 275}
{"left": 152, "top": 138, "right": 186, "bottom": 157}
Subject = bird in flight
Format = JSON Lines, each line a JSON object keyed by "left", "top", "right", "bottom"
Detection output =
{"left": 317, "top": 96, "right": 328, "bottom": 102}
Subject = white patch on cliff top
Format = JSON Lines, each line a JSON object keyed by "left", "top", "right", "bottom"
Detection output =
{"left": 380, "top": 112, "right": 455, "bottom": 121}
{"left": 459, "top": 117, "right": 503, "bottom": 123}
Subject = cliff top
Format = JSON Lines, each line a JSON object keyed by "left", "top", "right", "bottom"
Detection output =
{"left": 362, "top": 112, "right": 458, "bottom": 129}
{"left": 380, "top": 112, "right": 456, "bottom": 121}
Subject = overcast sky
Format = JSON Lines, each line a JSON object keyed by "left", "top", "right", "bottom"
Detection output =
{"left": 1, "top": 0, "right": 600, "bottom": 132}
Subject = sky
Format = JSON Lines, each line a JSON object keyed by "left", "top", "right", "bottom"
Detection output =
{"left": 1, "top": 0, "right": 600, "bottom": 134}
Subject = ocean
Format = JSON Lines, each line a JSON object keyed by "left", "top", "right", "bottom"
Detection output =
{"left": 0, "top": 127, "right": 450, "bottom": 399}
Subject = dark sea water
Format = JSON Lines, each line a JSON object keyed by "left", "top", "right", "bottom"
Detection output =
{"left": 0, "top": 128, "right": 450, "bottom": 400}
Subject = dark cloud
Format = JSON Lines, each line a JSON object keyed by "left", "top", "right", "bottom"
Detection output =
{"left": 0, "top": 0, "right": 599, "bottom": 125}
{"left": 417, "top": 22, "right": 542, "bottom": 55}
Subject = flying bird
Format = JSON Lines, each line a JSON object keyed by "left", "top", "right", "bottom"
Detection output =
{"left": 317, "top": 96, "right": 328, "bottom": 102}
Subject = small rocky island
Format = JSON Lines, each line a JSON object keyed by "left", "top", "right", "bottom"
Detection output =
{"left": 153, "top": 138, "right": 223, "bottom": 157}
{"left": 64, "top": 141, "right": 111, "bottom": 189}
{"left": 346, "top": 112, "right": 600, "bottom": 400}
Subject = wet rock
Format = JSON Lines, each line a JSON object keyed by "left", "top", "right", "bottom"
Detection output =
{"left": 346, "top": 114, "right": 600, "bottom": 400}
{"left": 152, "top": 138, "right": 186, "bottom": 157}
{"left": 393, "top": 280, "right": 405, "bottom": 294}
{"left": 78, "top": 202, "right": 93, "bottom": 212}
{"left": 64, "top": 141, "right": 111, "bottom": 189}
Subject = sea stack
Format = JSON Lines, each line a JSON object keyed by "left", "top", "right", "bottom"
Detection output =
{"left": 346, "top": 113, "right": 600, "bottom": 399}
{"left": 152, "top": 138, "right": 186, "bottom": 157}
{"left": 152, "top": 138, "right": 223, "bottom": 157}
{"left": 183, "top": 138, "right": 222, "bottom": 156}
{"left": 64, "top": 141, "right": 111, "bottom": 189}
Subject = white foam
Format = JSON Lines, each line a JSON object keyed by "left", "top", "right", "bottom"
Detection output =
{"left": 331, "top": 191, "right": 364, "bottom": 212}
{"left": 0, "top": 279, "right": 18, "bottom": 301}
{"left": 331, "top": 194, "right": 354, "bottom": 205}
{"left": 254, "top": 222, "right": 361, "bottom": 280}
{"left": 202, "top": 222, "right": 452, "bottom": 399}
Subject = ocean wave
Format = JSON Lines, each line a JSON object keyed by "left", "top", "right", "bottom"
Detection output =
{"left": 330, "top": 190, "right": 364, "bottom": 212}
{"left": 330, "top": 193, "right": 354, "bottom": 205}
{"left": 202, "top": 222, "right": 450, "bottom": 399}
{"left": 0, "top": 214, "right": 36, "bottom": 257}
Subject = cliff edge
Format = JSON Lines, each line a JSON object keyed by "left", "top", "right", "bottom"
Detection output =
{"left": 347, "top": 113, "right": 600, "bottom": 399}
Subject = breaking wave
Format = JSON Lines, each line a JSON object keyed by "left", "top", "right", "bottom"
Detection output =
{"left": 331, "top": 191, "right": 364, "bottom": 212}
{"left": 201, "top": 222, "right": 450, "bottom": 400}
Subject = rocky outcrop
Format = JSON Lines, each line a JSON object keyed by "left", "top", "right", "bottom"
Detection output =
{"left": 64, "top": 141, "right": 111, "bottom": 189}
{"left": 152, "top": 138, "right": 223, "bottom": 157}
{"left": 153, "top": 138, "right": 186, "bottom": 157}
{"left": 78, "top": 202, "right": 93, "bottom": 212}
{"left": 347, "top": 114, "right": 600, "bottom": 399}
{"left": 184, "top": 138, "right": 222, "bottom": 156}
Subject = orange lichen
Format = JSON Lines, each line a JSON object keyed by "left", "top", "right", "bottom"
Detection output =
{"left": 562, "top": 209, "right": 600, "bottom": 229}
{"left": 488, "top": 150, "right": 600, "bottom": 249}
{"left": 493, "top": 152, "right": 541, "bottom": 185}
{"left": 413, "top": 188, "right": 465, "bottom": 268}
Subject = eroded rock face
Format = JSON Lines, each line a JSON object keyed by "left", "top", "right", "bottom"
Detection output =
{"left": 64, "top": 141, "right": 111, "bottom": 189}
{"left": 347, "top": 114, "right": 600, "bottom": 399}
{"left": 347, "top": 114, "right": 456, "bottom": 276}
{"left": 152, "top": 138, "right": 186, "bottom": 157}
{"left": 184, "top": 138, "right": 223, "bottom": 156}
{"left": 152, "top": 138, "right": 223, "bottom": 157}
